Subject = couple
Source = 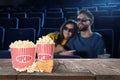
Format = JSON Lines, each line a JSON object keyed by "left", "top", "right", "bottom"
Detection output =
{"left": 47, "top": 9, "right": 106, "bottom": 58}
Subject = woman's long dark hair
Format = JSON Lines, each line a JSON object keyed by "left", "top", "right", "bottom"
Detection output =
{"left": 55, "top": 20, "right": 78, "bottom": 45}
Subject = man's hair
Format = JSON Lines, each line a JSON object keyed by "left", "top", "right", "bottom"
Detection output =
{"left": 78, "top": 9, "right": 94, "bottom": 21}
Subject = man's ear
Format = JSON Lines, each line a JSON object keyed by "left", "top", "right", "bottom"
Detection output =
{"left": 90, "top": 20, "right": 93, "bottom": 26}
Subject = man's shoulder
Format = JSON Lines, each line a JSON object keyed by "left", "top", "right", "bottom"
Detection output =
{"left": 93, "top": 32, "right": 103, "bottom": 38}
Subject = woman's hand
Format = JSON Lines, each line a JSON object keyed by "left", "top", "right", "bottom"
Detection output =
{"left": 54, "top": 44, "right": 65, "bottom": 53}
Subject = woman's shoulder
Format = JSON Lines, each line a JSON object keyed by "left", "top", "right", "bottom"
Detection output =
{"left": 47, "top": 32, "right": 59, "bottom": 40}
{"left": 47, "top": 32, "right": 59, "bottom": 36}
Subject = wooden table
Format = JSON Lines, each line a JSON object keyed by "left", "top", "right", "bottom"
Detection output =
{"left": 0, "top": 59, "right": 120, "bottom": 80}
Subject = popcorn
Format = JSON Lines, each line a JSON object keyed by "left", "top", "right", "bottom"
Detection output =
{"left": 15, "top": 62, "right": 39, "bottom": 73}
{"left": 36, "top": 60, "right": 54, "bottom": 73}
{"left": 36, "top": 36, "right": 54, "bottom": 73}
{"left": 15, "top": 67, "right": 27, "bottom": 72}
{"left": 9, "top": 40, "right": 35, "bottom": 48}
{"left": 36, "top": 36, "right": 55, "bottom": 61}
{"left": 36, "top": 36, "right": 55, "bottom": 44}
{"left": 9, "top": 37, "right": 54, "bottom": 73}
{"left": 9, "top": 40, "right": 36, "bottom": 72}
{"left": 26, "top": 62, "right": 39, "bottom": 73}
{"left": 14, "top": 60, "right": 54, "bottom": 73}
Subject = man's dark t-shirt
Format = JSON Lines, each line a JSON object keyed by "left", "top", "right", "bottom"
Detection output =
{"left": 66, "top": 32, "right": 106, "bottom": 58}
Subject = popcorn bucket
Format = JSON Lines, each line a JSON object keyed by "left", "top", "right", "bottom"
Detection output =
{"left": 10, "top": 47, "right": 36, "bottom": 69}
{"left": 36, "top": 44, "right": 54, "bottom": 61}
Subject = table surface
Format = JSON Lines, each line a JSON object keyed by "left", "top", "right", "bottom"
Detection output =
{"left": 0, "top": 59, "right": 120, "bottom": 80}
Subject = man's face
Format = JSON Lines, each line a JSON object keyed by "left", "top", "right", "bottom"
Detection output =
{"left": 76, "top": 14, "right": 92, "bottom": 31}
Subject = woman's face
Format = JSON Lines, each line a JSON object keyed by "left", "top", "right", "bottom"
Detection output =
{"left": 63, "top": 23, "right": 75, "bottom": 39}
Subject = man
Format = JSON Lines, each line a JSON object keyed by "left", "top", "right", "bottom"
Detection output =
{"left": 66, "top": 9, "right": 106, "bottom": 58}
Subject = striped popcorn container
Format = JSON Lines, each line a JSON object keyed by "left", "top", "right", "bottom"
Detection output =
{"left": 10, "top": 47, "right": 36, "bottom": 69}
{"left": 36, "top": 44, "right": 54, "bottom": 61}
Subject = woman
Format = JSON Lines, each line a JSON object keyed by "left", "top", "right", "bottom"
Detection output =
{"left": 47, "top": 20, "right": 78, "bottom": 54}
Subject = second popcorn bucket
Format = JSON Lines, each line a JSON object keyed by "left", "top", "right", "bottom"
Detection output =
{"left": 36, "top": 36, "right": 55, "bottom": 61}
{"left": 36, "top": 43, "right": 54, "bottom": 61}
{"left": 36, "top": 36, "right": 55, "bottom": 72}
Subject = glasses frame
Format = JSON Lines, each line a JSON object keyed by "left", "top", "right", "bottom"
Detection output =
{"left": 76, "top": 18, "right": 91, "bottom": 22}
{"left": 63, "top": 26, "right": 74, "bottom": 33}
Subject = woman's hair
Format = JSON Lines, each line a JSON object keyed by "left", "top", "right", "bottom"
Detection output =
{"left": 55, "top": 20, "right": 78, "bottom": 45}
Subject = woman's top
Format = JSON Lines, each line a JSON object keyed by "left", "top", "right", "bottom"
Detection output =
{"left": 47, "top": 32, "right": 68, "bottom": 54}
{"left": 47, "top": 32, "right": 67, "bottom": 46}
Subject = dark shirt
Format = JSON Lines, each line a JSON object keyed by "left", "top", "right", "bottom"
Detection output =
{"left": 66, "top": 32, "right": 106, "bottom": 58}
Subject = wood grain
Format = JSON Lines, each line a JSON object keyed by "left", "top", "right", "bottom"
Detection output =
{"left": 17, "top": 59, "right": 94, "bottom": 80}
{"left": 1, "top": 59, "right": 120, "bottom": 80}
{"left": 0, "top": 59, "right": 18, "bottom": 80}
